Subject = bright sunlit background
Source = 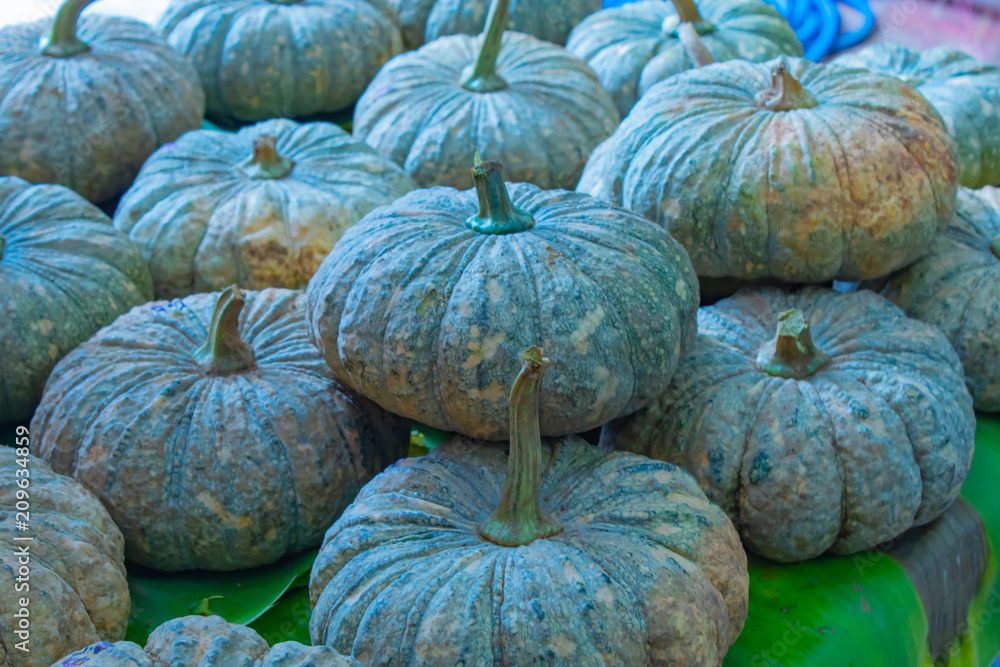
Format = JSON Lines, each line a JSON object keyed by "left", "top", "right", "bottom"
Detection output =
{"left": 0, "top": 1, "right": 168, "bottom": 28}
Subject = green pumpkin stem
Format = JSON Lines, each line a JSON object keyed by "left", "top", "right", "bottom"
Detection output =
{"left": 0, "top": 234, "right": 6, "bottom": 262}
{"left": 671, "top": 0, "right": 705, "bottom": 23}
{"left": 757, "top": 62, "right": 819, "bottom": 112}
{"left": 990, "top": 235, "right": 1000, "bottom": 260}
{"left": 677, "top": 22, "right": 715, "bottom": 68}
{"left": 665, "top": 0, "right": 716, "bottom": 36}
{"left": 241, "top": 136, "right": 295, "bottom": 180}
{"left": 756, "top": 309, "right": 831, "bottom": 379}
{"left": 41, "top": 0, "right": 97, "bottom": 58}
{"left": 460, "top": 0, "right": 509, "bottom": 93}
{"left": 480, "top": 347, "right": 563, "bottom": 547}
{"left": 465, "top": 151, "right": 535, "bottom": 235}
{"left": 195, "top": 285, "right": 257, "bottom": 374}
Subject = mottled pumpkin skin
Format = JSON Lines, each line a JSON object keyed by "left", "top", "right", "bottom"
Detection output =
{"left": 0, "top": 14, "right": 204, "bottom": 204}
{"left": 353, "top": 32, "right": 619, "bottom": 190}
{"left": 114, "top": 119, "right": 415, "bottom": 299}
{"left": 0, "top": 448, "right": 129, "bottom": 667}
{"left": 578, "top": 57, "right": 959, "bottom": 283}
{"left": 566, "top": 0, "right": 803, "bottom": 117}
{"left": 0, "top": 177, "right": 153, "bottom": 424}
{"left": 834, "top": 43, "right": 1000, "bottom": 189}
{"left": 159, "top": 0, "right": 402, "bottom": 123}
{"left": 30, "top": 289, "right": 410, "bottom": 571}
{"left": 601, "top": 287, "right": 975, "bottom": 562}
{"left": 310, "top": 438, "right": 748, "bottom": 666}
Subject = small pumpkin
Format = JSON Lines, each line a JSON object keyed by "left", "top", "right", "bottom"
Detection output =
{"left": 31, "top": 286, "right": 410, "bottom": 571}
{"left": 0, "top": 446, "right": 129, "bottom": 667}
{"left": 600, "top": 287, "right": 976, "bottom": 562}
{"left": 578, "top": 56, "right": 959, "bottom": 283}
{"left": 353, "top": 0, "right": 619, "bottom": 190}
{"left": 306, "top": 156, "right": 698, "bottom": 440}
{"left": 0, "top": 0, "right": 205, "bottom": 204}
{"left": 113, "top": 118, "right": 415, "bottom": 299}
{"left": 310, "top": 347, "right": 748, "bottom": 665}
{"left": 158, "top": 0, "right": 402, "bottom": 123}
{"left": 0, "top": 177, "right": 152, "bottom": 425}
{"left": 566, "top": 0, "right": 803, "bottom": 117}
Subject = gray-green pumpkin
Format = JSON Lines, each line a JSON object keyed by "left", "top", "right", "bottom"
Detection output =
{"left": 833, "top": 43, "right": 1000, "bottom": 189}
{"left": 0, "top": 177, "right": 153, "bottom": 425}
{"left": 113, "top": 118, "right": 415, "bottom": 299}
{"left": 601, "top": 287, "right": 976, "bottom": 562}
{"left": 0, "top": 0, "right": 205, "bottom": 204}
{"left": 158, "top": 0, "right": 402, "bottom": 123}
{"left": 578, "top": 56, "right": 959, "bottom": 283}
{"left": 566, "top": 0, "right": 803, "bottom": 118}
{"left": 353, "top": 0, "right": 619, "bottom": 190}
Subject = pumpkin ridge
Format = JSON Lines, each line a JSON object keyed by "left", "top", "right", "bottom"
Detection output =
{"left": 796, "top": 379, "right": 848, "bottom": 555}
{"left": 732, "top": 375, "right": 783, "bottom": 534}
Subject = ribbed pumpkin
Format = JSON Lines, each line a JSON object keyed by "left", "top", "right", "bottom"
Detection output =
{"left": 310, "top": 348, "right": 748, "bottom": 666}
{"left": 113, "top": 119, "right": 415, "bottom": 299}
{"left": 833, "top": 43, "right": 1000, "bottom": 189}
{"left": 158, "top": 0, "right": 401, "bottom": 123}
{"left": 566, "top": 0, "right": 803, "bottom": 118}
{"left": 578, "top": 56, "right": 959, "bottom": 283}
{"left": 353, "top": 0, "right": 619, "bottom": 190}
{"left": 30, "top": 286, "right": 410, "bottom": 571}
{"left": 306, "top": 156, "right": 698, "bottom": 441}
{"left": 0, "top": 0, "right": 204, "bottom": 204}
{"left": 600, "top": 287, "right": 976, "bottom": 562}
{"left": 0, "top": 446, "right": 129, "bottom": 667}
{"left": 0, "top": 177, "right": 152, "bottom": 425}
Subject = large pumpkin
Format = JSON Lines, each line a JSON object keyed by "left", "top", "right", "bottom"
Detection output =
{"left": 306, "top": 156, "right": 698, "bottom": 440}
{"left": 113, "top": 118, "right": 415, "bottom": 299}
{"left": 600, "top": 287, "right": 976, "bottom": 562}
{"left": 0, "top": 177, "right": 152, "bottom": 425}
{"left": 833, "top": 43, "right": 1000, "bottom": 189}
{"left": 578, "top": 56, "right": 959, "bottom": 283}
{"left": 310, "top": 348, "right": 748, "bottom": 666}
{"left": 30, "top": 286, "right": 410, "bottom": 571}
{"left": 158, "top": 0, "right": 402, "bottom": 123}
{"left": 0, "top": 445, "right": 129, "bottom": 667}
{"left": 566, "top": 0, "right": 803, "bottom": 117}
{"left": 0, "top": 0, "right": 205, "bottom": 204}
{"left": 353, "top": 0, "right": 619, "bottom": 190}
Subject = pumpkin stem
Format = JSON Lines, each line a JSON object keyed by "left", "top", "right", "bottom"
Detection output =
{"left": 756, "top": 309, "right": 831, "bottom": 379}
{"left": 195, "top": 285, "right": 257, "bottom": 374}
{"left": 41, "top": 0, "right": 97, "bottom": 58}
{"left": 677, "top": 22, "right": 715, "bottom": 68}
{"left": 990, "top": 235, "right": 1000, "bottom": 260}
{"left": 663, "top": 0, "right": 716, "bottom": 37}
{"left": 757, "top": 61, "right": 819, "bottom": 112}
{"left": 0, "top": 234, "right": 6, "bottom": 262}
{"left": 465, "top": 151, "right": 535, "bottom": 235}
{"left": 460, "top": 0, "right": 509, "bottom": 93}
{"left": 480, "top": 347, "right": 563, "bottom": 547}
{"left": 240, "top": 136, "right": 295, "bottom": 180}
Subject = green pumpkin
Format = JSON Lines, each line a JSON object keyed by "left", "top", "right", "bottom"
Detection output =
{"left": 579, "top": 56, "right": 959, "bottom": 283}
{"left": 0, "top": 177, "right": 153, "bottom": 425}
{"left": 566, "top": 0, "right": 803, "bottom": 117}
{"left": 601, "top": 287, "right": 976, "bottom": 562}
{"left": 159, "top": 0, "right": 402, "bottom": 123}
{"left": 354, "top": 0, "right": 619, "bottom": 190}
{"left": 306, "top": 157, "right": 698, "bottom": 440}
{"left": 113, "top": 119, "right": 415, "bottom": 299}
{"left": 31, "top": 287, "right": 411, "bottom": 571}
{"left": 0, "top": 0, "right": 205, "bottom": 204}
{"left": 833, "top": 43, "right": 1000, "bottom": 189}
{"left": 310, "top": 348, "right": 748, "bottom": 666}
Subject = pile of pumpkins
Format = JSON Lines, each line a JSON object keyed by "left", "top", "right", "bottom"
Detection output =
{"left": 1, "top": 0, "right": 999, "bottom": 664}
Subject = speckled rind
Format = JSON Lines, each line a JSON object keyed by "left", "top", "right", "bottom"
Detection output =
{"left": 158, "top": 0, "right": 402, "bottom": 122}
{"left": 833, "top": 43, "right": 1000, "bottom": 189}
{"left": 601, "top": 287, "right": 976, "bottom": 562}
{"left": 566, "top": 0, "right": 804, "bottom": 118}
{"left": 113, "top": 118, "right": 415, "bottom": 299}
{"left": 306, "top": 183, "right": 699, "bottom": 440}
{"left": 309, "top": 437, "right": 748, "bottom": 666}
{"left": 0, "top": 177, "right": 153, "bottom": 425}
{"left": 352, "top": 31, "right": 620, "bottom": 190}
{"left": 30, "top": 288, "right": 411, "bottom": 571}
{"left": 0, "top": 14, "right": 204, "bottom": 204}
{"left": 51, "top": 642, "right": 155, "bottom": 667}
{"left": 578, "top": 56, "right": 959, "bottom": 283}
{"left": 0, "top": 448, "right": 130, "bottom": 667}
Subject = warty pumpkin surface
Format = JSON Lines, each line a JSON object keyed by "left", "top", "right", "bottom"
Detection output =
{"left": 600, "top": 287, "right": 976, "bottom": 563}
{"left": 0, "top": 447, "right": 130, "bottom": 667}
{"left": 0, "top": 0, "right": 205, "bottom": 204}
{"left": 30, "top": 286, "right": 411, "bottom": 572}
{"left": 310, "top": 348, "right": 748, "bottom": 666}
{"left": 0, "top": 176, "right": 153, "bottom": 425}
{"left": 578, "top": 56, "right": 959, "bottom": 283}
{"left": 306, "top": 157, "right": 699, "bottom": 441}
{"left": 113, "top": 118, "right": 415, "bottom": 299}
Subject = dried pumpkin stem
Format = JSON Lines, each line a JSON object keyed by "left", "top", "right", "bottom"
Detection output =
{"left": 41, "top": 0, "right": 98, "bottom": 58}
{"left": 757, "top": 62, "right": 819, "bottom": 112}
{"left": 664, "top": 0, "right": 716, "bottom": 36}
{"left": 756, "top": 309, "right": 831, "bottom": 379}
{"left": 677, "top": 22, "right": 715, "bottom": 68}
{"left": 480, "top": 347, "right": 563, "bottom": 547}
{"left": 195, "top": 285, "right": 257, "bottom": 374}
{"left": 240, "top": 136, "right": 295, "bottom": 180}
{"left": 465, "top": 151, "right": 535, "bottom": 234}
{"left": 460, "top": 0, "right": 509, "bottom": 93}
